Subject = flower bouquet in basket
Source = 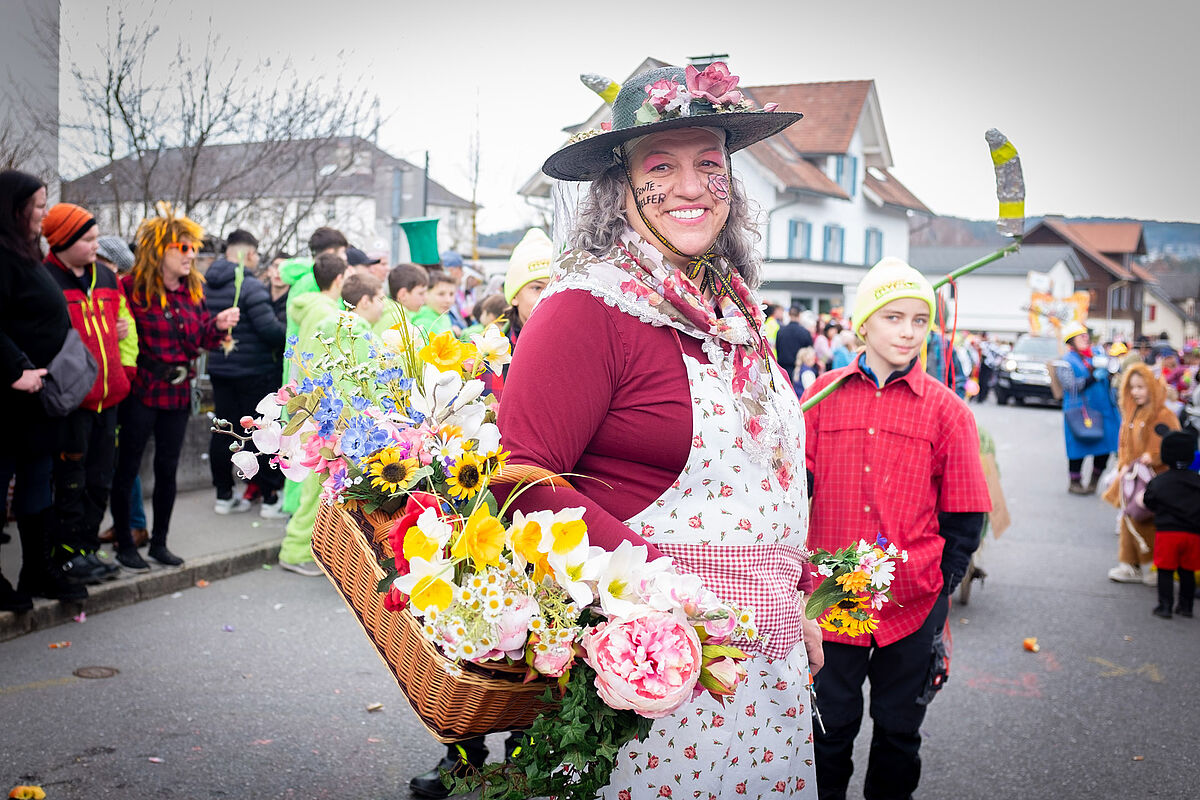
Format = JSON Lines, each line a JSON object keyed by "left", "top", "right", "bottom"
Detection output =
{"left": 219, "top": 315, "right": 905, "bottom": 800}
{"left": 806, "top": 534, "right": 908, "bottom": 638}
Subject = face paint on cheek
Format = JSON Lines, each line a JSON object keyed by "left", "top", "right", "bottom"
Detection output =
{"left": 708, "top": 173, "right": 731, "bottom": 203}
{"left": 633, "top": 180, "right": 665, "bottom": 208}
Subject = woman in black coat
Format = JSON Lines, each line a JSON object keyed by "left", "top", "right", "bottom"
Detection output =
{"left": 0, "top": 169, "right": 87, "bottom": 610}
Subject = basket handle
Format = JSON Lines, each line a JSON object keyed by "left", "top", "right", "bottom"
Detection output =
{"left": 490, "top": 464, "right": 576, "bottom": 491}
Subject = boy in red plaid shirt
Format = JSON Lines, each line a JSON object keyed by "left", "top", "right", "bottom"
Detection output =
{"left": 803, "top": 258, "right": 990, "bottom": 800}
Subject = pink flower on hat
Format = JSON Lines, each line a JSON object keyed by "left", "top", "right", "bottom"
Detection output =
{"left": 686, "top": 62, "right": 744, "bottom": 107}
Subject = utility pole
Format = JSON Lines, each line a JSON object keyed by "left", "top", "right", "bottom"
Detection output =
{"left": 422, "top": 151, "right": 429, "bottom": 217}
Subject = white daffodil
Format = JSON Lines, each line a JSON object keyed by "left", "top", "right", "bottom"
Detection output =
{"left": 470, "top": 324, "right": 512, "bottom": 376}
{"left": 545, "top": 542, "right": 601, "bottom": 608}
{"left": 394, "top": 556, "right": 456, "bottom": 617}
{"left": 593, "top": 539, "right": 675, "bottom": 618}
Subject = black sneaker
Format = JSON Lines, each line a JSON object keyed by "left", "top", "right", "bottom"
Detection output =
{"left": 409, "top": 753, "right": 486, "bottom": 799}
{"left": 147, "top": 546, "right": 184, "bottom": 567}
{"left": 1175, "top": 604, "right": 1194, "bottom": 618}
{"left": 19, "top": 568, "right": 88, "bottom": 602}
{"left": 85, "top": 552, "right": 121, "bottom": 580}
{"left": 1152, "top": 603, "right": 1173, "bottom": 619}
{"left": 116, "top": 549, "right": 151, "bottom": 573}
{"left": 59, "top": 554, "right": 107, "bottom": 585}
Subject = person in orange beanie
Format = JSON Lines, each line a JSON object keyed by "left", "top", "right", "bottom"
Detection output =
{"left": 42, "top": 202, "right": 133, "bottom": 583}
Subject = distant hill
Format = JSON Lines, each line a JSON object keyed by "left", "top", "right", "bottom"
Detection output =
{"left": 912, "top": 215, "right": 1200, "bottom": 258}
{"left": 478, "top": 229, "right": 526, "bottom": 251}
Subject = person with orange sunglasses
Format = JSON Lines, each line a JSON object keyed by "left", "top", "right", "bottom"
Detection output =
{"left": 107, "top": 209, "right": 239, "bottom": 573}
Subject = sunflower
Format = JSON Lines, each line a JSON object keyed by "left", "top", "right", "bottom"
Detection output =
{"left": 446, "top": 452, "right": 485, "bottom": 500}
{"left": 818, "top": 598, "right": 879, "bottom": 638}
{"left": 481, "top": 448, "right": 509, "bottom": 476}
{"left": 365, "top": 447, "right": 420, "bottom": 494}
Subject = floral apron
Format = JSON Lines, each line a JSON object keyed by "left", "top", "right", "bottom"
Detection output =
{"left": 601, "top": 331, "right": 816, "bottom": 800}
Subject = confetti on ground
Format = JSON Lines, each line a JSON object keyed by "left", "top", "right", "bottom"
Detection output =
{"left": 251, "top": 521, "right": 261, "bottom": 528}
{"left": 49, "top": 641, "right": 71, "bottom": 649}
{"left": 171, "top": 592, "right": 183, "bottom": 599}
{"left": 273, "top": 603, "right": 284, "bottom": 610}
{"left": 148, "top": 757, "right": 164, "bottom": 764}
{"left": 195, "top": 580, "right": 210, "bottom": 588}
{"left": 74, "top": 612, "right": 87, "bottom": 623}
{"left": 223, "top": 625, "right": 235, "bottom": 632}
{"left": 252, "top": 739, "right": 273, "bottom": 746}
{"left": 959, "top": 618, "right": 969, "bottom": 625}
{"left": 1023, "top": 637, "right": 1040, "bottom": 653}
{"left": 1133, "top": 756, "right": 1145, "bottom": 762}
{"left": 367, "top": 737, "right": 382, "bottom": 743}
{"left": 1123, "top": 636, "right": 1133, "bottom": 642}
{"left": 261, "top": 564, "right": 272, "bottom": 570}
{"left": 366, "top": 703, "right": 384, "bottom": 712}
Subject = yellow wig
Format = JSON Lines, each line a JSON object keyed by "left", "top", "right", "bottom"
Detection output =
{"left": 129, "top": 204, "right": 206, "bottom": 308}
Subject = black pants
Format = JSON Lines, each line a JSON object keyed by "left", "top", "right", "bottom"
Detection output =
{"left": 109, "top": 399, "right": 190, "bottom": 551}
{"left": 53, "top": 406, "right": 118, "bottom": 555}
{"left": 814, "top": 595, "right": 950, "bottom": 800}
{"left": 976, "top": 363, "right": 994, "bottom": 402}
{"left": 1068, "top": 454, "right": 1110, "bottom": 478}
{"left": 209, "top": 374, "right": 285, "bottom": 500}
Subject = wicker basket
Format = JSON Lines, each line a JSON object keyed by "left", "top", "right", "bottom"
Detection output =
{"left": 310, "top": 502, "right": 555, "bottom": 743}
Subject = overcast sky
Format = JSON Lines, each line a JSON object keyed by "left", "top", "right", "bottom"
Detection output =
{"left": 60, "top": 0, "right": 1200, "bottom": 233}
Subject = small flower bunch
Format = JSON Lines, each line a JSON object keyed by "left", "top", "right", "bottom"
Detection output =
{"left": 635, "top": 61, "right": 779, "bottom": 124}
{"left": 806, "top": 534, "right": 908, "bottom": 638}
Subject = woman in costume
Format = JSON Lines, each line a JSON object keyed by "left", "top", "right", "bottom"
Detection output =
{"left": 108, "top": 210, "right": 239, "bottom": 572}
{"left": 495, "top": 63, "right": 820, "bottom": 798}
{"left": 1056, "top": 322, "right": 1119, "bottom": 496}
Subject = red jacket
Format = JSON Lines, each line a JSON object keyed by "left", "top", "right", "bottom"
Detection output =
{"left": 44, "top": 252, "right": 130, "bottom": 412}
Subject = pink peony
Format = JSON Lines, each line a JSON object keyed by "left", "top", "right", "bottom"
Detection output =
{"left": 493, "top": 596, "right": 536, "bottom": 654}
{"left": 582, "top": 610, "right": 702, "bottom": 719}
{"left": 532, "top": 643, "right": 574, "bottom": 677}
{"left": 685, "top": 62, "right": 743, "bottom": 107}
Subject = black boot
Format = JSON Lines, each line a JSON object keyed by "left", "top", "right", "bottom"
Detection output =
{"left": 409, "top": 739, "right": 487, "bottom": 799}
{"left": 1177, "top": 570, "right": 1195, "bottom": 618}
{"left": 1153, "top": 570, "right": 1174, "bottom": 619}
{"left": 0, "top": 573, "right": 33, "bottom": 612}
{"left": 16, "top": 511, "right": 87, "bottom": 602}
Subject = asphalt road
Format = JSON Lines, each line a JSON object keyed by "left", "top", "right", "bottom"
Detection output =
{"left": 1, "top": 399, "right": 1198, "bottom": 800}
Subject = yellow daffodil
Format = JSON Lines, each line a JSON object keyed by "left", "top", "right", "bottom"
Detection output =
{"left": 394, "top": 556, "right": 455, "bottom": 615}
{"left": 419, "top": 331, "right": 468, "bottom": 373}
{"left": 446, "top": 453, "right": 485, "bottom": 500}
{"left": 540, "top": 507, "right": 588, "bottom": 556}
{"left": 365, "top": 447, "right": 420, "bottom": 494}
{"left": 508, "top": 509, "right": 554, "bottom": 581}
{"left": 403, "top": 507, "right": 452, "bottom": 562}
{"left": 452, "top": 505, "right": 506, "bottom": 571}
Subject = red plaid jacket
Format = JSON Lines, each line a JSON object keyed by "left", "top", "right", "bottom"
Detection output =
{"left": 121, "top": 275, "right": 225, "bottom": 409}
{"left": 803, "top": 358, "right": 990, "bottom": 646}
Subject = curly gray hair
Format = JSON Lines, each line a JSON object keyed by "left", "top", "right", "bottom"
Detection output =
{"left": 567, "top": 162, "right": 763, "bottom": 289}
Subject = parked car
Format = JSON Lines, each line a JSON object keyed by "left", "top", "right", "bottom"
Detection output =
{"left": 995, "top": 334, "right": 1062, "bottom": 405}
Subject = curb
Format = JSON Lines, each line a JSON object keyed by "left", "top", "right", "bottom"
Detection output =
{"left": 0, "top": 540, "right": 281, "bottom": 643}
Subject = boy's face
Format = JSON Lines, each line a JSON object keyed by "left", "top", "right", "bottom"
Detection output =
{"left": 397, "top": 283, "right": 427, "bottom": 313}
{"left": 355, "top": 289, "right": 386, "bottom": 325}
{"left": 427, "top": 282, "right": 456, "bottom": 315}
{"left": 859, "top": 297, "right": 929, "bottom": 373}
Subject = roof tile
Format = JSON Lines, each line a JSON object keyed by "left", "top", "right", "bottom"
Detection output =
{"left": 744, "top": 80, "right": 873, "bottom": 154}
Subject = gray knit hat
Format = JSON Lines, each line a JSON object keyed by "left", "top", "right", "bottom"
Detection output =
{"left": 96, "top": 235, "right": 134, "bottom": 272}
{"left": 542, "top": 62, "right": 801, "bottom": 182}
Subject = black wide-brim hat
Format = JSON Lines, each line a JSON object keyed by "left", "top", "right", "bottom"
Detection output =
{"left": 542, "top": 65, "right": 802, "bottom": 182}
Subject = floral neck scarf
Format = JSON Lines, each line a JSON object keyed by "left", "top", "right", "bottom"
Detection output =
{"left": 543, "top": 228, "right": 803, "bottom": 501}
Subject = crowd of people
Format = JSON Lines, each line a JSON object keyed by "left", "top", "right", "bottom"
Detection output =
{"left": 3, "top": 56, "right": 1199, "bottom": 800}
{"left": 0, "top": 166, "right": 550, "bottom": 610}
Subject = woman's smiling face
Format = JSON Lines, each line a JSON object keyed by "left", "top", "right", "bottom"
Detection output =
{"left": 623, "top": 128, "right": 730, "bottom": 267}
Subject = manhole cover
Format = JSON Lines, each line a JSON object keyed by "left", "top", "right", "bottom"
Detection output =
{"left": 73, "top": 666, "right": 120, "bottom": 679}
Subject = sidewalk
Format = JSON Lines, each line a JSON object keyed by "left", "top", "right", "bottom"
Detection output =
{"left": 0, "top": 488, "right": 286, "bottom": 642}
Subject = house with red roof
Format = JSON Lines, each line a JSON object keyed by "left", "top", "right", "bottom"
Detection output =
{"left": 1022, "top": 218, "right": 1156, "bottom": 340}
{"left": 519, "top": 58, "right": 931, "bottom": 315}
